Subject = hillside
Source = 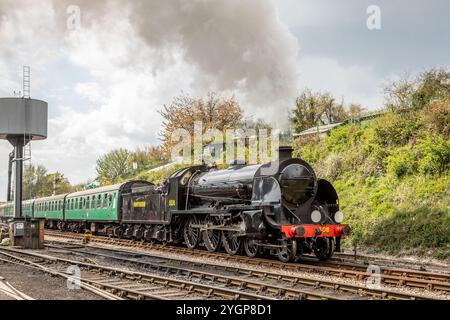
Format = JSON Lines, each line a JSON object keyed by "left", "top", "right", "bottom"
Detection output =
{"left": 293, "top": 101, "right": 450, "bottom": 260}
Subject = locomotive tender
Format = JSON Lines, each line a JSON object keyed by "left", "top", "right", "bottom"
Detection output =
{"left": 0, "top": 147, "right": 349, "bottom": 261}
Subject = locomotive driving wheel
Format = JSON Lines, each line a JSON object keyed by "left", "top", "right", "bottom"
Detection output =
{"left": 313, "top": 238, "right": 334, "bottom": 260}
{"left": 202, "top": 216, "right": 222, "bottom": 252}
{"left": 222, "top": 231, "right": 243, "bottom": 255}
{"left": 277, "top": 236, "right": 297, "bottom": 262}
{"left": 183, "top": 216, "right": 201, "bottom": 249}
{"left": 243, "top": 239, "right": 260, "bottom": 258}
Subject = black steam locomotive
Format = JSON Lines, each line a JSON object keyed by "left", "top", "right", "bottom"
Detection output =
{"left": 127, "top": 146, "right": 349, "bottom": 261}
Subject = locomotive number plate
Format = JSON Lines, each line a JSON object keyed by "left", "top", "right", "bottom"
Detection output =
{"left": 133, "top": 201, "right": 146, "bottom": 208}
{"left": 320, "top": 226, "right": 330, "bottom": 233}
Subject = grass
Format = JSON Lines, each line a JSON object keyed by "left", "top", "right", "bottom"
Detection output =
{"left": 294, "top": 107, "right": 450, "bottom": 260}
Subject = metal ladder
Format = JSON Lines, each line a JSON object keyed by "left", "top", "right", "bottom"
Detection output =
{"left": 23, "top": 66, "right": 33, "bottom": 199}
{"left": 23, "top": 66, "right": 30, "bottom": 99}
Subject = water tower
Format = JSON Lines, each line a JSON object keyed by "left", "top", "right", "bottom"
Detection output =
{"left": 0, "top": 67, "right": 48, "bottom": 247}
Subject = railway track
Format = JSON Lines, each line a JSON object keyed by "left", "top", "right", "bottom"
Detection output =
{"left": 45, "top": 230, "right": 450, "bottom": 294}
{"left": 45, "top": 240, "right": 448, "bottom": 300}
{"left": 0, "top": 247, "right": 279, "bottom": 300}
{"left": 332, "top": 252, "right": 450, "bottom": 274}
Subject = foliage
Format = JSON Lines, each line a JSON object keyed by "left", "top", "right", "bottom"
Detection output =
{"left": 158, "top": 92, "right": 243, "bottom": 154}
{"left": 96, "top": 148, "right": 131, "bottom": 185}
{"left": 293, "top": 69, "right": 450, "bottom": 259}
{"left": 291, "top": 89, "right": 348, "bottom": 132}
{"left": 96, "top": 146, "right": 168, "bottom": 185}
{"left": 384, "top": 68, "right": 450, "bottom": 110}
{"left": 23, "top": 165, "right": 73, "bottom": 199}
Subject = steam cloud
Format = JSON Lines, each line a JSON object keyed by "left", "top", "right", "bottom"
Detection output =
{"left": 1, "top": 0, "right": 299, "bottom": 125}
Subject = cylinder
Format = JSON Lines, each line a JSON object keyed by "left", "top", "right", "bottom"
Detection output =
{"left": 0, "top": 98, "right": 48, "bottom": 140}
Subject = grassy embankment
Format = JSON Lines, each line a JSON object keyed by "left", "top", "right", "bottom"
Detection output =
{"left": 294, "top": 101, "right": 449, "bottom": 260}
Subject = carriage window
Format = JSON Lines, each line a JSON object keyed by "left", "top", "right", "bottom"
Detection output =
{"left": 112, "top": 193, "right": 116, "bottom": 209}
{"left": 107, "top": 194, "right": 112, "bottom": 208}
{"left": 103, "top": 194, "right": 107, "bottom": 208}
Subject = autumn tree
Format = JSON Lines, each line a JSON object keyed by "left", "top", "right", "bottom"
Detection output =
{"left": 158, "top": 92, "right": 243, "bottom": 153}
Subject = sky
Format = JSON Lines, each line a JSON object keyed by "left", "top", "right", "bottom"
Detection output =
{"left": 0, "top": 0, "right": 449, "bottom": 200}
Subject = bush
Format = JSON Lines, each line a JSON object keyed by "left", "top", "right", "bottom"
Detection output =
{"left": 416, "top": 135, "right": 450, "bottom": 175}
{"left": 373, "top": 112, "right": 422, "bottom": 147}
{"left": 420, "top": 99, "right": 450, "bottom": 138}
{"left": 385, "top": 146, "right": 417, "bottom": 178}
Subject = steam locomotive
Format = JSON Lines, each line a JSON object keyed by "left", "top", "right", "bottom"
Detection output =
{"left": 0, "top": 147, "right": 350, "bottom": 262}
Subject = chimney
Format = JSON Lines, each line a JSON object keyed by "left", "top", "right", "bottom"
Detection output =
{"left": 278, "top": 146, "right": 293, "bottom": 161}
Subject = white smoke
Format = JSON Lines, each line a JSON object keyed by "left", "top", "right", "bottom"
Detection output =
{"left": 52, "top": 0, "right": 299, "bottom": 124}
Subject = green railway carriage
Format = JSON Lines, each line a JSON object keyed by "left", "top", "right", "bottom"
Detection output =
{"left": 65, "top": 184, "right": 121, "bottom": 222}
{"left": 0, "top": 203, "right": 6, "bottom": 219}
{"left": 0, "top": 202, "right": 14, "bottom": 220}
{"left": 64, "top": 181, "right": 152, "bottom": 223}
{"left": 0, "top": 201, "right": 33, "bottom": 219}
{"left": 22, "top": 199, "right": 35, "bottom": 218}
{"left": 34, "top": 194, "right": 67, "bottom": 220}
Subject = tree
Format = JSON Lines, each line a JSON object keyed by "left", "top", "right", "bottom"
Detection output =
{"left": 129, "top": 146, "right": 168, "bottom": 173}
{"left": 347, "top": 103, "right": 365, "bottom": 118}
{"left": 384, "top": 73, "right": 416, "bottom": 110}
{"left": 412, "top": 68, "right": 450, "bottom": 108}
{"left": 384, "top": 68, "right": 450, "bottom": 110}
{"left": 96, "top": 148, "right": 131, "bottom": 184}
{"left": 23, "top": 164, "right": 72, "bottom": 199}
{"left": 291, "top": 89, "right": 348, "bottom": 132}
{"left": 158, "top": 92, "right": 243, "bottom": 153}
